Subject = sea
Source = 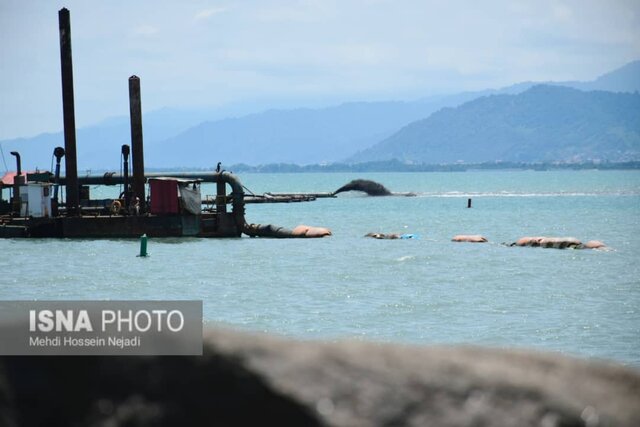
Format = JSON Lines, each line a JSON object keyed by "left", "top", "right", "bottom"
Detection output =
{"left": 1, "top": 170, "right": 639, "bottom": 366}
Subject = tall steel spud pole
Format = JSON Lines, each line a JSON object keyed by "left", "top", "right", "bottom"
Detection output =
{"left": 129, "top": 75, "right": 145, "bottom": 213}
{"left": 58, "top": 8, "right": 79, "bottom": 215}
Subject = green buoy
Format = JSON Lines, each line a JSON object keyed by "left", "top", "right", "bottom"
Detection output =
{"left": 139, "top": 234, "right": 148, "bottom": 257}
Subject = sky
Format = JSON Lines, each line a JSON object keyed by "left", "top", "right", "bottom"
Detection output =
{"left": 1, "top": 0, "right": 639, "bottom": 140}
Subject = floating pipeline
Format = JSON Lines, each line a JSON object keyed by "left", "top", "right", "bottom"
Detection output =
{"left": 244, "top": 223, "right": 332, "bottom": 238}
{"left": 451, "top": 234, "right": 488, "bottom": 243}
{"left": 242, "top": 192, "right": 335, "bottom": 204}
{"left": 581, "top": 240, "right": 608, "bottom": 249}
{"left": 507, "top": 236, "right": 609, "bottom": 250}
{"left": 241, "top": 179, "right": 412, "bottom": 202}
{"left": 242, "top": 178, "right": 412, "bottom": 203}
{"left": 365, "top": 232, "right": 419, "bottom": 240}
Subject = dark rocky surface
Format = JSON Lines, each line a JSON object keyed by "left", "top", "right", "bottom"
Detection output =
{"left": 1, "top": 328, "right": 639, "bottom": 426}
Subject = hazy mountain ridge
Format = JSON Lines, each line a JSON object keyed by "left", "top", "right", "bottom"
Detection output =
{"left": 348, "top": 85, "right": 640, "bottom": 164}
{"left": 0, "top": 108, "right": 219, "bottom": 172}
{"left": 0, "top": 99, "right": 475, "bottom": 170}
{"left": 146, "top": 101, "right": 460, "bottom": 167}
{"left": 1, "top": 60, "right": 639, "bottom": 170}
{"left": 568, "top": 60, "right": 640, "bottom": 92}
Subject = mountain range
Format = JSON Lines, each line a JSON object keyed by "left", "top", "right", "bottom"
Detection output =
{"left": 348, "top": 85, "right": 640, "bottom": 164}
{"left": 1, "top": 60, "right": 639, "bottom": 170}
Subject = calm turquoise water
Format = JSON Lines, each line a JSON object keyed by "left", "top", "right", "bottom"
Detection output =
{"left": 1, "top": 171, "right": 639, "bottom": 366}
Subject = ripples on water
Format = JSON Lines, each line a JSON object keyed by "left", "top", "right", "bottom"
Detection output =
{"left": 1, "top": 171, "right": 639, "bottom": 366}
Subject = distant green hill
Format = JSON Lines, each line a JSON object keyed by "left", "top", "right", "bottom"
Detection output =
{"left": 347, "top": 85, "right": 640, "bottom": 164}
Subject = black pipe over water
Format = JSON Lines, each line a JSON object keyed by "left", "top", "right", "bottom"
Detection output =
{"left": 128, "top": 76, "right": 145, "bottom": 213}
{"left": 333, "top": 179, "right": 392, "bottom": 196}
{"left": 58, "top": 8, "right": 80, "bottom": 216}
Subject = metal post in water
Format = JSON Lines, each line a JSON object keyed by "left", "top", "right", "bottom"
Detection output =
{"left": 58, "top": 8, "right": 80, "bottom": 216}
{"left": 139, "top": 234, "right": 148, "bottom": 257}
{"left": 129, "top": 76, "right": 145, "bottom": 213}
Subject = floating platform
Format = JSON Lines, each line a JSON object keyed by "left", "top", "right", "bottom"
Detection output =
{"left": 0, "top": 172, "right": 247, "bottom": 238}
{"left": 0, "top": 212, "right": 241, "bottom": 238}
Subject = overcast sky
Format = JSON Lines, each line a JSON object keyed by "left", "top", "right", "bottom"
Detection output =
{"left": 1, "top": 0, "right": 639, "bottom": 140}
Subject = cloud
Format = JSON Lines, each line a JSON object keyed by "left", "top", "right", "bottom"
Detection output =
{"left": 194, "top": 7, "right": 227, "bottom": 21}
{"left": 133, "top": 24, "right": 159, "bottom": 37}
{"left": 551, "top": 3, "right": 574, "bottom": 23}
{"left": 2, "top": 0, "right": 639, "bottom": 140}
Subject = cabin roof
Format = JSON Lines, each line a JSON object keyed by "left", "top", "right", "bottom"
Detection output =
{"left": 0, "top": 172, "right": 27, "bottom": 188}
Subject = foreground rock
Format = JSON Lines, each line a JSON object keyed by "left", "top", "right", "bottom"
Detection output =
{"left": 1, "top": 328, "right": 639, "bottom": 426}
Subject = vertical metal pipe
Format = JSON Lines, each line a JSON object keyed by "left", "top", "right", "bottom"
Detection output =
{"left": 129, "top": 76, "right": 145, "bottom": 213}
{"left": 216, "top": 179, "right": 227, "bottom": 213}
{"left": 10, "top": 152, "right": 21, "bottom": 177}
{"left": 121, "top": 144, "right": 130, "bottom": 209}
{"left": 52, "top": 147, "right": 65, "bottom": 200}
{"left": 58, "top": 8, "right": 80, "bottom": 216}
{"left": 10, "top": 151, "right": 22, "bottom": 215}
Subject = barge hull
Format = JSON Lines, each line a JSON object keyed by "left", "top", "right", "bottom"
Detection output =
{"left": 1, "top": 213, "right": 241, "bottom": 238}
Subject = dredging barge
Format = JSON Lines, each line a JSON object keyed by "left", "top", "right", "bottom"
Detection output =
{"left": 0, "top": 167, "right": 248, "bottom": 239}
{"left": 0, "top": 8, "right": 333, "bottom": 239}
{"left": 0, "top": 162, "right": 333, "bottom": 239}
